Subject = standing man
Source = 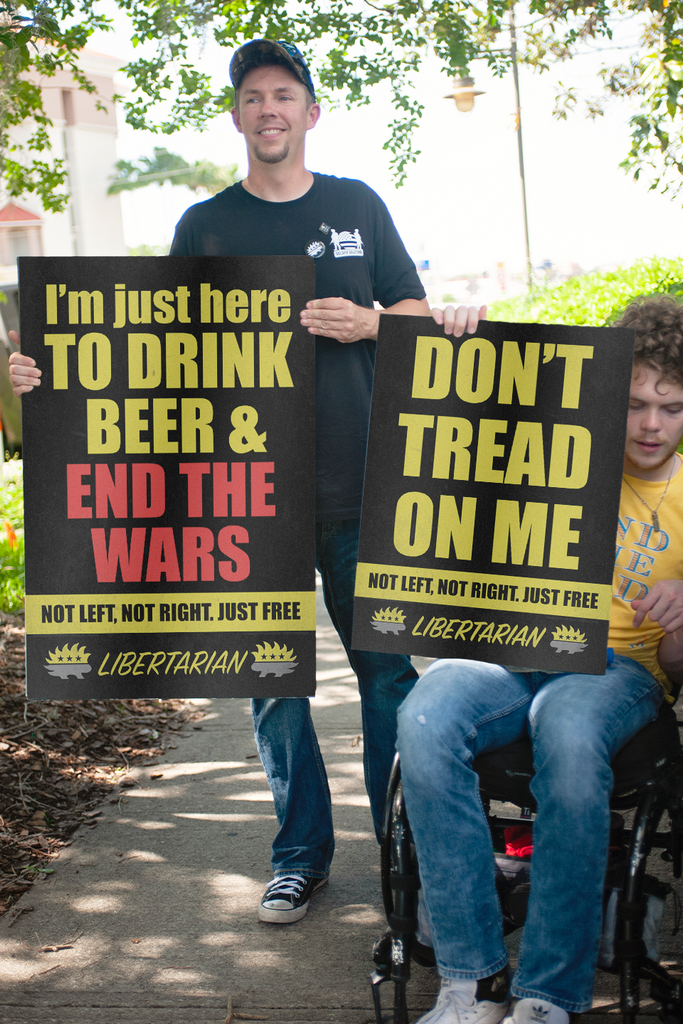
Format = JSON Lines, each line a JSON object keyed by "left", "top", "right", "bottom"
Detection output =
{"left": 9, "top": 38, "right": 481, "bottom": 924}
{"left": 197, "top": 39, "right": 429, "bottom": 925}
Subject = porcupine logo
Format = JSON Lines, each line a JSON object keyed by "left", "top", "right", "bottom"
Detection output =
{"left": 251, "top": 642, "right": 298, "bottom": 678}
{"left": 549, "top": 625, "right": 588, "bottom": 655}
{"left": 44, "top": 644, "right": 92, "bottom": 680}
{"left": 371, "top": 607, "right": 406, "bottom": 636}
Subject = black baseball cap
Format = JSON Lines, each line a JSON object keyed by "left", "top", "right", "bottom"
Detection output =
{"left": 230, "top": 39, "right": 316, "bottom": 100}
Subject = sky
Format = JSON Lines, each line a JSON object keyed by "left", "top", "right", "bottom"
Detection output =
{"left": 91, "top": 11, "right": 683, "bottom": 292}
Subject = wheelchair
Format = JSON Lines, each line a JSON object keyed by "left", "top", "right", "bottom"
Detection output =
{"left": 370, "top": 697, "right": 683, "bottom": 1024}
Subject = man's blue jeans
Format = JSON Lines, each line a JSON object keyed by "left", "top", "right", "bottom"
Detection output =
{"left": 397, "top": 656, "right": 663, "bottom": 1014}
{"left": 251, "top": 519, "right": 418, "bottom": 878}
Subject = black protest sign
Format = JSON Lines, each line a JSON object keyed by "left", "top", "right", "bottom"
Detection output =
{"left": 20, "top": 256, "right": 316, "bottom": 698}
{"left": 352, "top": 316, "right": 634, "bottom": 674}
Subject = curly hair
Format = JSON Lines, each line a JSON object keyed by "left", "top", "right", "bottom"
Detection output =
{"left": 613, "top": 295, "right": 683, "bottom": 387}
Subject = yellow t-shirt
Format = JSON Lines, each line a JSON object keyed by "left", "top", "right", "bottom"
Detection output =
{"left": 611, "top": 458, "right": 683, "bottom": 688}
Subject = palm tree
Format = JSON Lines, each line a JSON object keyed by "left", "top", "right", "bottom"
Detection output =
{"left": 108, "top": 148, "right": 239, "bottom": 196}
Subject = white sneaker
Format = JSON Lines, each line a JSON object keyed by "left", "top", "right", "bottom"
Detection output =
{"left": 503, "top": 998, "right": 570, "bottom": 1024}
{"left": 416, "top": 977, "right": 510, "bottom": 1024}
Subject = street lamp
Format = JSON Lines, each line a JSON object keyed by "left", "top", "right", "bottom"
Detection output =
{"left": 443, "top": 76, "right": 484, "bottom": 113}
{"left": 444, "top": 5, "right": 533, "bottom": 290}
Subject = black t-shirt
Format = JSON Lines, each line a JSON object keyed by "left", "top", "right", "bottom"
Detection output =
{"left": 170, "top": 173, "right": 426, "bottom": 520}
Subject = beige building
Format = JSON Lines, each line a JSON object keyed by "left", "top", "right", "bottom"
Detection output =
{"left": 0, "top": 49, "right": 127, "bottom": 279}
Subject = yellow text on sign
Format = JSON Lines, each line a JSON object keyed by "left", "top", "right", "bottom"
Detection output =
{"left": 398, "top": 415, "right": 591, "bottom": 489}
{"left": 354, "top": 562, "right": 611, "bottom": 620}
{"left": 392, "top": 495, "right": 584, "bottom": 571}
{"left": 26, "top": 592, "right": 316, "bottom": 634}
{"left": 411, "top": 336, "right": 594, "bottom": 410}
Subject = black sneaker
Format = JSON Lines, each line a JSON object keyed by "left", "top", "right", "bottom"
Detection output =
{"left": 258, "top": 873, "right": 328, "bottom": 923}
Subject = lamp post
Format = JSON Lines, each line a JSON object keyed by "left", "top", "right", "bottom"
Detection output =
{"left": 444, "top": 5, "right": 533, "bottom": 290}
{"left": 509, "top": 4, "right": 532, "bottom": 290}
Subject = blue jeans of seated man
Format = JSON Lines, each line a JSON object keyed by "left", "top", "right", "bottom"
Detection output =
{"left": 251, "top": 518, "right": 418, "bottom": 878}
{"left": 397, "top": 656, "right": 663, "bottom": 1015}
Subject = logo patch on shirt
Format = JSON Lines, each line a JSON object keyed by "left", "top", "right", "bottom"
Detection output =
{"left": 330, "top": 227, "right": 364, "bottom": 258}
{"left": 305, "top": 240, "right": 326, "bottom": 259}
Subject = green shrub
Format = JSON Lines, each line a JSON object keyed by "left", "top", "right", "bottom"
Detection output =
{"left": 0, "top": 463, "right": 24, "bottom": 614}
{"left": 489, "top": 257, "right": 683, "bottom": 327}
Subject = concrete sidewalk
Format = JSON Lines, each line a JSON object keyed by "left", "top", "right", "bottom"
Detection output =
{"left": 0, "top": 581, "right": 439, "bottom": 1023}
{"left": 0, "top": 581, "right": 679, "bottom": 1023}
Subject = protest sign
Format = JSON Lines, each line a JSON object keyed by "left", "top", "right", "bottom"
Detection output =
{"left": 19, "top": 256, "right": 316, "bottom": 699}
{"left": 352, "top": 316, "right": 635, "bottom": 674}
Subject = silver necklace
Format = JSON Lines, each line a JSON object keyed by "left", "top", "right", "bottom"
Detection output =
{"left": 623, "top": 454, "right": 676, "bottom": 533}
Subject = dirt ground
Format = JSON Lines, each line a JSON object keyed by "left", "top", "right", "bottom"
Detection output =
{"left": 0, "top": 612, "right": 203, "bottom": 915}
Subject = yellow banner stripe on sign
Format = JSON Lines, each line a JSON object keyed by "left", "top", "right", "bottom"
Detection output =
{"left": 26, "top": 592, "right": 316, "bottom": 635}
{"left": 354, "top": 563, "right": 611, "bottom": 620}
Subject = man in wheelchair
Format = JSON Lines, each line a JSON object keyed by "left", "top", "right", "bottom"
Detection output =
{"left": 397, "top": 297, "right": 683, "bottom": 1024}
